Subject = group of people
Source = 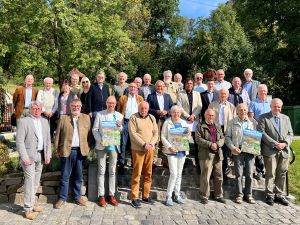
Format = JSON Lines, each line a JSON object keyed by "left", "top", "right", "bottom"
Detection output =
{"left": 14, "top": 68, "right": 293, "bottom": 220}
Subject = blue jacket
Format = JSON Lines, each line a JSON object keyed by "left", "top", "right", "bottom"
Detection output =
{"left": 87, "top": 83, "right": 110, "bottom": 113}
{"left": 147, "top": 92, "right": 173, "bottom": 121}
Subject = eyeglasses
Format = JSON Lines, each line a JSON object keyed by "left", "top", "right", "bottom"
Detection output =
{"left": 71, "top": 105, "right": 81, "bottom": 108}
{"left": 82, "top": 81, "right": 88, "bottom": 84}
{"left": 196, "top": 77, "right": 203, "bottom": 80}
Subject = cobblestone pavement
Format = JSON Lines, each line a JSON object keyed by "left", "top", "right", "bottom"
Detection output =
{"left": 0, "top": 198, "right": 299, "bottom": 225}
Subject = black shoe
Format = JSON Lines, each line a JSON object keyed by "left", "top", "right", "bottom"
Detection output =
{"left": 215, "top": 197, "right": 226, "bottom": 204}
{"left": 131, "top": 199, "right": 141, "bottom": 208}
{"left": 200, "top": 198, "right": 208, "bottom": 204}
{"left": 253, "top": 173, "right": 263, "bottom": 180}
{"left": 266, "top": 196, "right": 274, "bottom": 206}
{"left": 142, "top": 197, "right": 155, "bottom": 205}
{"left": 275, "top": 196, "right": 289, "bottom": 206}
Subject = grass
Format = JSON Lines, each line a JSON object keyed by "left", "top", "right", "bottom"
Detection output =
{"left": 289, "top": 140, "right": 300, "bottom": 204}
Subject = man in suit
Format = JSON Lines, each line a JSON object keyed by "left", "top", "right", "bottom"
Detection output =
{"left": 258, "top": 98, "right": 293, "bottom": 206}
{"left": 13, "top": 74, "right": 38, "bottom": 121}
{"left": 147, "top": 80, "right": 173, "bottom": 166}
{"left": 242, "top": 68, "right": 261, "bottom": 101}
{"left": 200, "top": 79, "right": 218, "bottom": 120}
{"left": 54, "top": 99, "right": 91, "bottom": 209}
{"left": 140, "top": 73, "right": 155, "bottom": 100}
{"left": 117, "top": 83, "right": 143, "bottom": 173}
{"left": 16, "top": 101, "right": 51, "bottom": 220}
{"left": 177, "top": 78, "right": 202, "bottom": 170}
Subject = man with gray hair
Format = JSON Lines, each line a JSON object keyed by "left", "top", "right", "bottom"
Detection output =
{"left": 163, "top": 70, "right": 179, "bottom": 103}
{"left": 140, "top": 73, "right": 155, "bottom": 100}
{"left": 214, "top": 69, "right": 231, "bottom": 91}
{"left": 36, "top": 77, "right": 59, "bottom": 140}
{"left": 249, "top": 84, "right": 271, "bottom": 180}
{"left": 16, "top": 101, "right": 51, "bottom": 220}
{"left": 242, "top": 68, "right": 261, "bottom": 100}
{"left": 13, "top": 74, "right": 38, "bottom": 121}
{"left": 258, "top": 98, "right": 293, "bottom": 206}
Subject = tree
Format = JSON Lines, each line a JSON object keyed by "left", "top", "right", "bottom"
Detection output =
{"left": 233, "top": 0, "right": 300, "bottom": 104}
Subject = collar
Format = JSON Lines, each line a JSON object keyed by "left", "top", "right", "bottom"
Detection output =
{"left": 238, "top": 116, "right": 248, "bottom": 122}
{"left": 156, "top": 92, "right": 163, "bottom": 96}
{"left": 138, "top": 113, "right": 149, "bottom": 119}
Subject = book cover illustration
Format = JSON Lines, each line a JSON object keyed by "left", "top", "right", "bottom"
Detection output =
{"left": 101, "top": 121, "right": 121, "bottom": 147}
{"left": 241, "top": 128, "right": 262, "bottom": 155}
{"left": 169, "top": 127, "right": 189, "bottom": 151}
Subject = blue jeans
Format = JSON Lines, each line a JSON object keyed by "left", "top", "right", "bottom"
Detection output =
{"left": 119, "top": 120, "right": 130, "bottom": 167}
{"left": 59, "top": 149, "right": 85, "bottom": 201}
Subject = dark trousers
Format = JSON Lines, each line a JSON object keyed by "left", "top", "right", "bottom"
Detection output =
{"left": 192, "top": 132, "right": 199, "bottom": 166}
{"left": 119, "top": 120, "right": 130, "bottom": 167}
{"left": 255, "top": 155, "right": 265, "bottom": 175}
{"left": 59, "top": 149, "right": 85, "bottom": 201}
{"left": 221, "top": 126, "right": 229, "bottom": 176}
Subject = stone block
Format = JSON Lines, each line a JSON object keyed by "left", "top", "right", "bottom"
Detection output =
{"left": 37, "top": 186, "right": 56, "bottom": 195}
{"left": 0, "top": 183, "right": 6, "bottom": 193}
{"left": 7, "top": 184, "right": 23, "bottom": 194}
{"left": 38, "top": 194, "right": 57, "bottom": 203}
{"left": 17, "top": 186, "right": 24, "bottom": 193}
{"left": 9, "top": 193, "right": 24, "bottom": 204}
{"left": 5, "top": 177, "right": 23, "bottom": 186}
{"left": 87, "top": 163, "right": 98, "bottom": 201}
{"left": 41, "top": 171, "right": 61, "bottom": 181}
{"left": 43, "top": 180, "right": 60, "bottom": 186}
{"left": 0, "top": 194, "right": 8, "bottom": 203}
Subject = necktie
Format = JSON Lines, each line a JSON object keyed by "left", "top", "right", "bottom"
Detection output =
{"left": 274, "top": 116, "right": 280, "bottom": 131}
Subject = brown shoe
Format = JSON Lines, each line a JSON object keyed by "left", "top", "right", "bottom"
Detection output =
{"left": 54, "top": 199, "right": 65, "bottom": 209}
{"left": 109, "top": 196, "right": 118, "bottom": 206}
{"left": 99, "top": 196, "right": 107, "bottom": 207}
{"left": 33, "top": 206, "right": 43, "bottom": 212}
{"left": 25, "top": 211, "right": 35, "bottom": 220}
{"left": 76, "top": 197, "right": 87, "bottom": 206}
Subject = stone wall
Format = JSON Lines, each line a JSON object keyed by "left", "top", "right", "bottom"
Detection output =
{"left": 0, "top": 170, "right": 87, "bottom": 204}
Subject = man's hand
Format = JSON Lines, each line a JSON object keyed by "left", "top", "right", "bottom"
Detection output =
{"left": 211, "top": 143, "right": 218, "bottom": 151}
{"left": 56, "top": 151, "right": 62, "bottom": 158}
{"left": 45, "top": 157, "right": 51, "bottom": 165}
{"left": 88, "top": 112, "right": 93, "bottom": 118}
{"left": 275, "top": 142, "right": 286, "bottom": 151}
{"left": 188, "top": 115, "right": 195, "bottom": 122}
{"left": 168, "top": 147, "right": 177, "bottom": 153}
{"left": 116, "top": 120, "right": 122, "bottom": 127}
{"left": 22, "top": 159, "right": 31, "bottom": 167}
{"left": 232, "top": 147, "right": 241, "bottom": 155}
{"left": 144, "top": 143, "right": 153, "bottom": 151}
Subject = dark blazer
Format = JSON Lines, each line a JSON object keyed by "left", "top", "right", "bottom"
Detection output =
{"left": 147, "top": 92, "right": 173, "bottom": 121}
{"left": 87, "top": 83, "right": 110, "bottom": 113}
{"left": 257, "top": 112, "right": 293, "bottom": 158}
{"left": 200, "top": 90, "right": 218, "bottom": 119}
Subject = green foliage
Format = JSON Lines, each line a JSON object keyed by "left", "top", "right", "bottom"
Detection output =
{"left": 0, "top": 141, "right": 21, "bottom": 176}
{"left": 233, "top": 0, "right": 300, "bottom": 104}
{"left": 290, "top": 140, "right": 300, "bottom": 204}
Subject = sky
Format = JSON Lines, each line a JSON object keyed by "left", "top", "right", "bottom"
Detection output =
{"left": 179, "top": 0, "right": 228, "bottom": 18}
